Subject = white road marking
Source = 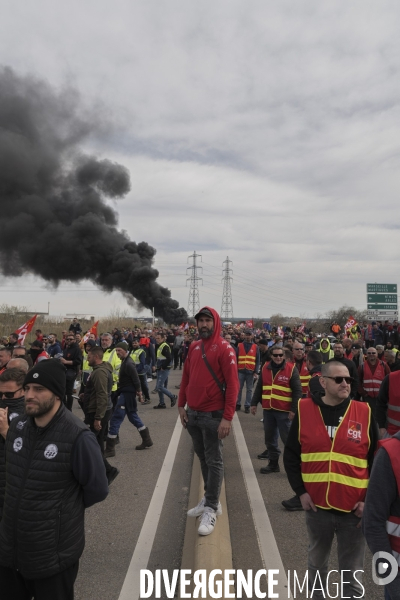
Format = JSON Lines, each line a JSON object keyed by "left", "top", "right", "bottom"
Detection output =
{"left": 117, "top": 416, "right": 183, "bottom": 600}
{"left": 232, "top": 413, "right": 292, "bottom": 599}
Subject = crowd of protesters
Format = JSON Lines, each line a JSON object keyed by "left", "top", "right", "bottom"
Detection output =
{"left": 2, "top": 313, "right": 400, "bottom": 597}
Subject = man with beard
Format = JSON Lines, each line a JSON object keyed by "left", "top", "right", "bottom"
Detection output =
{"left": 329, "top": 342, "right": 358, "bottom": 398}
{"left": 0, "top": 368, "right": 26, "bottom": 521}
{"left": 60, "top": 334, "right": 82, "bottom": 411}
{"left": 0, "top": 359, "right": 108, "bottom": 600}
{"left": 178, "top": 307, "right": 239, "bottom": 536}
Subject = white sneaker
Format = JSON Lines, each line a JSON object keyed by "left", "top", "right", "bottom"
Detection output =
{"left": 198, "top": 507, "right": 217, "bottom": 536}
{"left": 187, "top": 496, "right": 222, "bottom": 517}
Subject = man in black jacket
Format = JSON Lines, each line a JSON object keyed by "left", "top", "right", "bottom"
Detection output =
{"left": 0, "top": 359, "right": 108, "bottom": 600}
{"left": 0, "top": 368, "right": 26, "bottom": 521}
{"left": 60, "top": 333, "right": 82, "bottom": 411}
{"left": 104, "top": 342, "right": 153, "bottom": 458}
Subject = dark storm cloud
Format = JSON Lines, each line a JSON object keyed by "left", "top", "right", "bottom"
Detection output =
{"left": 0, "top": 67, "right": 187, "bottom": 323}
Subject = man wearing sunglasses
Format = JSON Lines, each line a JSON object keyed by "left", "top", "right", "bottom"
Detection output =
{"left": 250, "top": 346, "right": 302, "bottom": 473}
{"left": 284, "top": 361, "right": 378, "bottom": 599}
{"left": 0, "top": 368, "right": 26, "bottom": 522}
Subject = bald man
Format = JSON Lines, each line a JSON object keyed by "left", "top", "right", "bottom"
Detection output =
{"left": 6, "top": 358, "right": 29, "bottom": 372}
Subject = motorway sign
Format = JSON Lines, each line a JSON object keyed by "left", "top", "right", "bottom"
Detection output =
{"left": 367, "top": 283, "right": 397, "bottom": 293}
{"left": 368, "top": 304, "right": 398, "bottom": 310}
{"left": 367, "top": 294, "right": 398, "bottom": 303}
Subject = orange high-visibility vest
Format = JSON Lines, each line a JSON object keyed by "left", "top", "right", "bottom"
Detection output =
{"left": 237, "top": 343, "right": 257, "bottom": 371}
{"left": 387, "top": 371, "right": 400, "bottom": 435}
{"left": 261, "top": 362, "right": 294, "bottom": 412}
{"left": 377, "top": 437, "right": 400, "bottom": 567}
{"left": 299, "top": 398, "right": 371, "bottom": 512}
{"left": 296, "top": 359, "right": 310, "bottom": 395}
{"left": 362, "top": 360, "right": 386, "bottom": 398}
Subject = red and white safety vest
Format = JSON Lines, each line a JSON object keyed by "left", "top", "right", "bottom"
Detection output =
{"left": 378, "top": 436, "right": 400, "bottom": 567}
{"left": 299, "top": 398, "right": 371, "bottom": 512}
{"left": 262, "top": 362, "right": 294, "bottom": 412}
{"left": 387, "top": 371, "right": 400, "bottom": 435}
{"left": 362, "top": 360, "right": 386, "bottom": 398}
{"left": 237, "top": 343, "right": 257, "bottom": 371}
{"left": 296, "top": 359, "right": 310, "bottom": 396}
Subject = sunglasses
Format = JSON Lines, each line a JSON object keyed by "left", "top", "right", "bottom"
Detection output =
{"left": 324, "top": 376, "right": 353, "bottom": 384}
{"left": 272, "top": 353, "right": 284, "bottom": 358}
{"left": 0, "top": 388, "right": 23, "bottom": 399}
{"left": 367, "top": 352, "right": 377, "bottom": 355}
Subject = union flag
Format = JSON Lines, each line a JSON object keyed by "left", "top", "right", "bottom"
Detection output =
{"left": 15, "top": 315, "right": 38, "bottom": 345}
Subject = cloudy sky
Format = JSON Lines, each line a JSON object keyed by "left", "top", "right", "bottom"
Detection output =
{"left": 1, "top": 1, "right": 399, "bottom": 321}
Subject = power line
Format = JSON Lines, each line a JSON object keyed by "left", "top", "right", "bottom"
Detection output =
{"left": 221, "top": 256, "right": 234, "bottom": 319}
{"left": 186, "top": 251, "right": 203, "bottom": 317}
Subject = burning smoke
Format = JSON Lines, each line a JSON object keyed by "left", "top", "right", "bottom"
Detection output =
{"left": 0, "top": 67, "right": 187, "bottom": 324}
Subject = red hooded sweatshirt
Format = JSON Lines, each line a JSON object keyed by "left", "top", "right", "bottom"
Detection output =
{"left": 178, "top": 306, "right": 239, "bottom": 421}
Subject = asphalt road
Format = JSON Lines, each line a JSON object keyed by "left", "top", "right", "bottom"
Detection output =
{"left": 72, "top": 369, "right": 383, "bottom": 600}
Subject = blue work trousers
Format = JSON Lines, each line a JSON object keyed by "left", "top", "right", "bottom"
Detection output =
{"left": 156, "top": 369, "right": 174, "bottom": 405}
{"left": 109, "top": 392, "right": 144, "bottom": 436}
{"left": 263, "top": 409, "right": 291, "bottom": 461}
{"left": 237, "top": 370, "right": 255, "bottom": 407}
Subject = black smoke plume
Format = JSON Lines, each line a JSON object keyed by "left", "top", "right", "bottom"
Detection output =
{"left": 0, "top": 67, "right": 187, "bottom": 324}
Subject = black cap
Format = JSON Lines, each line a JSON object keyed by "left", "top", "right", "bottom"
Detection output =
{"left": 258, "top": 339, "right": 269, "bottom": 346}
{"left": 352, "top": 344, "right": 361, "bottom": 350}
{"left": 244, "top": 329, "right": 253, "bottom": 335}
{"left": 24, "top": 359, "right": 66, "bottom": 400}
{"left": 194, "top": 308, "right": 214, "bottom": 320}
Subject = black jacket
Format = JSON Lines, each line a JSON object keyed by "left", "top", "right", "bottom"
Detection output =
{"left": 0, "top": 395, "right": 25, "bottom": 519}
{"left": 0, "top": 403, "right": 108, "bottom": 578}
{"left": 62, "top": 342, "right": 83, "bottom": 376}
{"left": 118, "top": 355, "right": 141, "bottom": 392}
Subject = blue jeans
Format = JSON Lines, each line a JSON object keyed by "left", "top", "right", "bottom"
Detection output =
{"left": 263, "top": 409, "right": 291, "bottom": 461}
{"left": 108, "top": 392, "right": 144, "bottom": 436}
{"left": 305, "top": 509, "right": 365, "bottom": 599}
{"left": 237, "top": 371, "right": 254, "bottom": 407}
{"left": 186, "top": 408, "right": 224, "bottom": 512}
{"left": 156, "top": 369, "right": 173, "bottom": 405}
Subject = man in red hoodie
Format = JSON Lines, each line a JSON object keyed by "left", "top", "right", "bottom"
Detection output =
{"left": 178, "top": 307, "right": 239, "bottom": 536}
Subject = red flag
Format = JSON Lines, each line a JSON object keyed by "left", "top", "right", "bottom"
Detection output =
{"left": 344, "top": 316, "right": 357, "bottom": 332}
{"left": 246, "top": 320, "right": 253, "bottom": 328}
{"left": 298, "top": 322, "right": 306, "bottom": 333}
{"left": 15, "top": 315, "right": 37, "bottom": 345}
{"left": 82, "top": 320, "right": 100, "bottom": 344}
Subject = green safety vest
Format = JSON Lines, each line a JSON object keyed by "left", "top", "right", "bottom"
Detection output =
{"left": 130, "top": 348, "right": 145, "bottom": 364}
{"left": 157, "top": 342, "right": 171, "bottom": 368}
{"left": 103, "top": 348, "right": 121, "bottom": 391}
